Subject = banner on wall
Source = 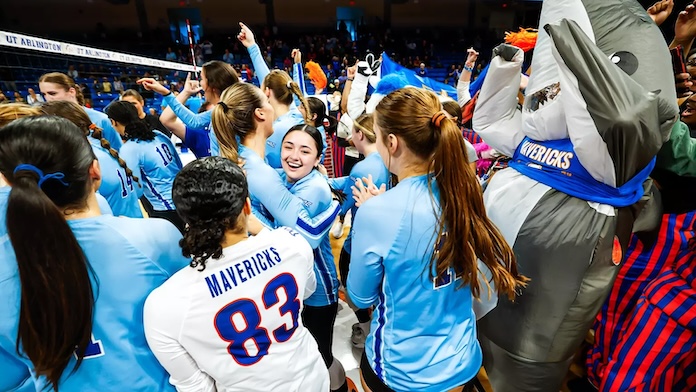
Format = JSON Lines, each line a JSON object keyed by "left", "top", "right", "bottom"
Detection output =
{"left": 0, "top": 30, "right": 196, "bottom": 72}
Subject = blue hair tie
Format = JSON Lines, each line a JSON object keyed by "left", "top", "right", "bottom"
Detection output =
{"left": 13, "top": 164, "right": 69, "bottom": 188}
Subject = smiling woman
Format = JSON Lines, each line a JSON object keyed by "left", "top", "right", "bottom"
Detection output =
{"left": 281, "top": 124, "right": 323, "bottom": 183}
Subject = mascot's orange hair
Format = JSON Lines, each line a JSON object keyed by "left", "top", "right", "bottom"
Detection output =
{"left": 305, "top": 61, "right": 327, "bottom": 91}
{"left": 505, "top": 28, "right": 538, "bottom": 52}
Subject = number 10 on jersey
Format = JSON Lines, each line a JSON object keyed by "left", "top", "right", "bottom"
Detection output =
{"left": 213, "top": 273, "right": 301, "bottom": 366}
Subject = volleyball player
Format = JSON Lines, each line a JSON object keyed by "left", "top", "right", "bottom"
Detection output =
{"left": 120, "top": 89, "right": 171, "bottom": 137}
{"left": 144, "top": 156, "right": 329, "bottom": 392}
{"left": 348, "top": 88, "right": 527, "bottom": 392}
{"left": 237, "top": 22, "right": 309, "bottom": 168}
{"left": 211, "top": 82, "right": 340, "bottom": 247}
{"left": 42, "top": 101, "right": 143, "bottom": 218}
{"left": 0, "top": 116, "right": 189, "bottom": 391}
{"left": 106, "top": 101, "right": 184, "bottom": 232}
{"left": 279, "top": 124, "right": 353, "bottom": 392}
{"left": 139, "top": 61, "right": 239, "bottom": 156}
{"left": 38, "top": 72, "right": 122, "bottom": 150}
{"left": 328, "top": 113, "right": 390, "bottom": 349}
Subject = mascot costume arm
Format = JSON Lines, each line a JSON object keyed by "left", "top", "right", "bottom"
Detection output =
{"left": 472, "top": 44, "right": 525, "bottom": 157}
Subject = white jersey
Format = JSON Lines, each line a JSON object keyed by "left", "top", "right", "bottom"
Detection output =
{"left": 144, "top": 227, "right": 329, "bottom": 392}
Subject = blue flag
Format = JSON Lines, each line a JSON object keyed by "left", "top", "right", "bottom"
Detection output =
{"left": 380, "top": 53, "right": 457, "bottom": 97}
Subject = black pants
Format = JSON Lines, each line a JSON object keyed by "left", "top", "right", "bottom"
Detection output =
{"left": 339, "top": 247, "right": 371, "bottom": 323}
{"left": 140, "top": 196, "right": 185, "bottom": 234}
{"left": 302, "top": 302, "right": 338, "bottom": 368}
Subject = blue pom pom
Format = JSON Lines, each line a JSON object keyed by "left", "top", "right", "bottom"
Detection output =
{"left": 374, "top": 74, "right": 410, "bottom": 96}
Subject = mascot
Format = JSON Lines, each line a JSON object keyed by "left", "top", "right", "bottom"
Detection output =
{"left": 472, "top": 0, "right": 679, "bottom": 390}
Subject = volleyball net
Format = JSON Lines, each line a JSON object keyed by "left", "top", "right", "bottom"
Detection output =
{"left": 0, "top": 30, "right": 196, "bottom": 113}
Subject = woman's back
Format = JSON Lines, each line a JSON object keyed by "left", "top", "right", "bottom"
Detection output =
{"left": 88, "top": 138, "right": 143, "bottom": 218}
{"left": 144, "top": 227, "right": 329, "bottom": 392}
{"left": 0, "top": 215, "right": 189, "bottom": 391}
{"left": 120, "top": 131, "right": 182, "bottom": 210}
{"left": 348, "top": 175, "right": 482, "bottom": 392}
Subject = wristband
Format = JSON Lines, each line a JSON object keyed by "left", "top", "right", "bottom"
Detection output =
{"left": 347, "top": 78, "right": 354, "bottom": 81}
{"left": 163, "top": 91, "right": 172, "bottom": 97}
{"left": 463, "top": 65, "right": 474, "bottom": 72}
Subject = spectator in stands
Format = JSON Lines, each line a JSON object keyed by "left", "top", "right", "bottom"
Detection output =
{"left": 26, "top": 88, "right": 45, "bottom": 106}
{"left": 113, "top": 78, "right": 124, "bottom": 93}
{"left": 222, "top": 48, "right": 234, "bottom": 64}
{"left": 13, "top": 92, "right": 25, "bottom": 103}
{"left": 67, "top": 65, "right": 78, "bottom": 79}
{"left": 416, "top": 62, "right": 428, "bottom": 77}
{"left": 165, "top": 47, "right": 177, "bottom": 61}
{"left": 0, "top": 91, "right": 8, "bottom": 104}
{"left": 121, "top": 89, "right": 171, "bottom": 137}
{"left": 102, "top": 77, "right": 112, "bottom": 93}
{"left": 201, "top": 39, "right": 213, "bottom": 60}
{"left": 444, "top": 64, "right": 459, "bottom": 86}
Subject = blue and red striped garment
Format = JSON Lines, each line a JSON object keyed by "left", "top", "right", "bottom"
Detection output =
{"left": 599, "top": 249, "right": 696, "bottom": 391}
{"left": 587, "top": 212, "right": 696, "bottom": 388}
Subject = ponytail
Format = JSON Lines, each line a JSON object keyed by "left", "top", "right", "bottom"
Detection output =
{"left": 430, "top": 116, "right": 526, "bottom": 300}
{"left": 375, "top": 87, "right": 527, "bottom": 301}
{"left": 0, "top": 116, "right": 98, "bottom": 390}
{"left": 288, "top": 81, "right": 311, "bottom": 122}
{"left": 41, "top": 101, "right": 141, "bottom": 188}
{"left": 211, "top": 83, "right": 266, "bottom": 163}
{"left": 90, "top": 124, "right": 141, "bottom": 187}
{"left": 105, "top": 101, "right": 155, "bottom": 142}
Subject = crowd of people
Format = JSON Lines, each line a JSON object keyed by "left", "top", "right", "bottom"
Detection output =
{"left": 0, "top": 0, "right": 695, "bottom": 392}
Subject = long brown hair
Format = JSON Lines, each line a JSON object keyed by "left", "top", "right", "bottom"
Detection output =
{"left": 0, "top": 116, "right": 97, "bottom": 390}
{"left": 263, "top": 69, "right": 309, "bottom": 121}
{"left": 374, "top": 87, "right": 527, "bottom": 300}
{"left": 38, "top": 72, "right": 86, "bottom": 106}
{"left": 211, "top": 83, "right": 266, "bottom": 162}
{"left": 201, "top": 60, "right": 240, "bottom": 97}
{"left": 41, "top": 101, "right": 141, "bottom": 187}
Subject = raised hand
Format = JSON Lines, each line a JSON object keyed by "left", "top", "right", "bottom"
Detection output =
{"left": 136, "top": 78, "right": 171, "bottom": 96}
{"left": 182, "top": 72, "right": 202, "bottom": 96}
{"left": 352, "top": 174, "right": 386, "bottom": 207}
{"left": 237, "top": 22, "right": 256, "bottom": 48}
{"left": 675, "top": 1, "right": 696, "bottom": 43}
{"left": 648, "top": 0, "right": 675, "bottom": 27}
{"left": 291, "top": 49, "right": 302, "bottom": 64}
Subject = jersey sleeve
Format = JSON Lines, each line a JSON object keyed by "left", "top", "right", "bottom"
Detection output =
{"left": 162, "top": 94, "right": 212, "bottom": 130}
{"left": 143, "top": 290, "right": 216, "bottom": 392}
{"left": 293, "top": 63, "right": 308, "bottom": 97}
{"left": 457, "top": 80, "right": 471, "bottom": 107}
{"left": 278, "top": 227, "right": 316, "bottom": 299}
{"left": 347, "top": 71, "right": 369, "bottom": 119}
{"left": 249, "top": 165, "right": 340, "bottom": 249}
{"left": 248, "top": 44, "right": 270, "bottom": 87}
{"left": 118, "top": 144, "right": 145, "bottom": 198}
{"left": 0, "top": 346, "right": 32, "bottom": 392}
{"left": 347, "top": 198, "right": 389, "bottom": 308}
{"left": 146, "top": 219, "right": 191, "bottom": 276}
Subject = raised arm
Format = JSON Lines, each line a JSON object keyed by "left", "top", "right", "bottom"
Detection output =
{"left": 160, "top": 73, "right": 202, "bottom": 140}
{"left": 138, "top": 77, "right": 211, "bottom": 130}
{"left": 292, "top": 49, "right": 308, "bottom": 97}
{"left": 457, "top": 48, "right": 479, "bottom": 107}
{"left": 238, "top": 22, "right": 270, "bottom": 85}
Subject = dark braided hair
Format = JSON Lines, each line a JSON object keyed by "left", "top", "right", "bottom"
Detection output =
{"left": 172, "top": 156, "right": 249, "bottom": 271}
{"left": 306, "top": 97, "right": 337, "bottom": 136}
{"left": 41, "top": 101, "right": 141, "bottom": 187}
{"left": 105, "top": 101, "right": 155, "bottom": 142}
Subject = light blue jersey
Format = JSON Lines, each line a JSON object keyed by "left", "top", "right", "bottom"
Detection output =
{"left": 120, "top": 131, "right": 183, "bottom": 211}
{"left": 0, "top": 215, "right": 190, "bottom": 391}
{"left": 239, "top": 145, "right": 340, "bottom": 249}
{"left": 88, "top": 137, "right": 143, "bottom": 218}
{"left": 85, "top": 106, "right": 122, "bottom": 151}
{"left": 282, "top": 170, "right": 338, "bottom": 307}
{"left": 348, "top": 174, "right": 482, "bottom": 392}
{"left": 0, "top": 186, "right": 7, "bottom": 236}
{"left": 328, "top": 151, "right": 389, "bottom": 253}
{"left": 163, "top": 94, "right": 217, "bottom": 156}
{"left": 96, "top": 193, "right": 113, "bottom": 215}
